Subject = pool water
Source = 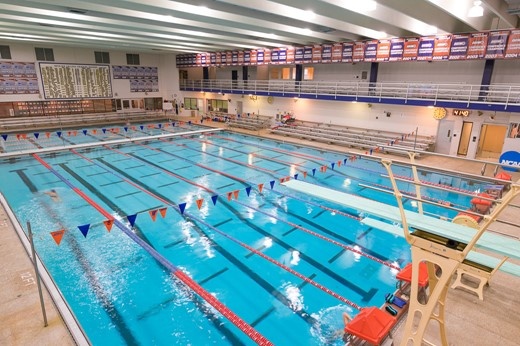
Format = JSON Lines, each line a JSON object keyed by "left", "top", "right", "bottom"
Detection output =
{"left": 0, "top": 123, "right": 484, "bottom": 345}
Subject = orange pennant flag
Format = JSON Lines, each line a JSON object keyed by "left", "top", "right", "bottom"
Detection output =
{"left": 21, "top": 134, "right": 27, "bottom": 139}
{"left": 258, "top": 183, "right": 264, "bottom": 193}
{"left": 227, "top": 192, "right": 233, "bottom": 201}
{"left": 92, "top": 129, "right": 97, "bottom": 134}
{"left": 45, "top": 132, "right": 51, "bottom": 138}
{"left": 233, "top": 190, "right": 239, "bottom": 199}
{"left": 196, "top": 198, "right": 204, "bottom": 209}
{"left": 103, "top": 219, "right": 114, "bottom": 232}
{"left": 149, "top": 209, "right": 158, "bottom": 221}
{"left": 50, "top": 229, "right": 65, "bottom": 245}
{"left": 16, "top": 134, "right": 20, "bottom": 140}
{"left": 303, "top": 171, "right": 307, "bottom": 179}
{"left": 337, "top": 160, "right": 342, "bottom": 167}
{"left": 73, "top": 130, "right": 77, "bottom": 136}
{"left": 279, "top": 177, "right": 285, "bottom": 183}
{"left": 159, "top": 207, "right": 167, "bottom": 218}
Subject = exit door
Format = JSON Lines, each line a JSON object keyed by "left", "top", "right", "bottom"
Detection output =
{"left": 457, "top": 121, "right": 473, "bottom": 156}
{"left": 435, "top": 120, "right": 455, "bottom": 155}
{"left": 476, "top": 124, "right": 508, "bottom": 159}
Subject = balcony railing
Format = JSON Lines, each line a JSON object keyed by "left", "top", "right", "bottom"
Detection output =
{"left": 180, "top": 79, "right": 520, "bottom": 112}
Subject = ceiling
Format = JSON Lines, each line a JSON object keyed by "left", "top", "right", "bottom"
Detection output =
{"left": 0, "top": 0, "right": 518, "bottom": 54}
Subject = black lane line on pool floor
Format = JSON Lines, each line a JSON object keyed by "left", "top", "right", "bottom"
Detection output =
{"left": 60, "top": 157, "right": 246, "bottom": 344}
{"left": 14, "top": 167, "right": 141, "bottom": 345}
{"left": 121, "top": 151, "right": 376, "bottom": 302}
{"left": 199, "top": 268, "right": 229, "bottom": 285}
{"left": 96, "top": 156, "right": 319, "bottom": 326}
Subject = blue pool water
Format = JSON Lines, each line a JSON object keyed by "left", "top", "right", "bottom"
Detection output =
{"left": 0, "top": 123, "right": 486, "bottom": 345}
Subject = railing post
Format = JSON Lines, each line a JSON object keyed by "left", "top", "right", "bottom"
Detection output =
{"left": 468, "top": 85, "right": 473, "bottom": 106}
{"left": 505, "top": 85, "right": 512, "bottom": 110}
{"left": 27, "top": 221, "right": 48, "bottom": 327}
{"left": 405, "top": 83, "right": 409, "bottom": 103}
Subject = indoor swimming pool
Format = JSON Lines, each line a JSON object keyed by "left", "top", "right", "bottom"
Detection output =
{"left": 0, "top": 123, "right": 487, "bottom": 345}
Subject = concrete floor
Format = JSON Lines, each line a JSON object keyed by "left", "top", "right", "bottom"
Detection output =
{"left": 1, "top": 122, "right": 519, "bottom": 346}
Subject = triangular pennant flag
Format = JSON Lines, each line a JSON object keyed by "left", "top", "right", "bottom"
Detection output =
{"left": 92, "top": 129, "right": 97, "bottom": 135}
{"left": 171, "top": 122, "right": 176, "bottom": 127}
{"left": 303, "top": 171, "right": 307, "bottom": 179}
{"left": 50, "top": 229, "right": 65, "bottom": 245}
{"left": 158, "top": 123, "right": 162, "bottom": 128}
{"left": 67, "top": 131, "right": 71, "bottom": 137}
{"left": 196, "top": 198, "right": 204, "bottom": 209}
{"left": 245, "top": 186, "right": 252, "bottom": 196}
{"left": 124, "top": 127, "right": 128, "bottom": 132}
{"left": 1, "top": 134, "right": 7, "bottom": 141}
{"left": 337, "top": 160, "right": 341, "bottom": 167}
{"left": 294, "top": 173, "right": 299, "bottom": 180}
{"left": 227, "top": 192, "right": 233, "bottom": 201}
{"left": 163, "top": 123, "right": 169, "bottom": 128}
{"left": 56, "top": 131, "right": 62, "bottom": 137}
{"left": 159, "top": 207, "right": 167, "bottom": 218}
{"left": 179, "top": 203, "right": 187, "bottom": 215}
{"left": 370, "top": 149, "right": 373, "bottom": 155}
{"left": 233, "top": 190, "right": 239, "bottom": 199}
{"left": 211, "top": 195, "right": 219, "bottom": 206}
{"left": 102, "top": 128, "right": 107, "bottom": 134}
{"left": 258, "top": 183, "right": 264, "bottom": 193}
{"left": 331, "top": 162, "right": 335, "bottom": 170}
{"left": 78, "top": 224, "right": 90, "bottom": 238}
{"left": 312, "top": 168, "right": 316, "bottom": 176}
{"left": 131, "top": 126, "right": 136, "bottom": 131}
{"left": 103, "top": 219, "right": 114, "bottom": 232}
{"left": 188, "top": 121, "right": 192, "bottom": 125}
{"left": 279, "top": 177, "right": 285, "bottom": 183}
{"left": 34, "top": 132, "right": 40, "bottom": 139}
{"left": 149, "top": 209, "right": 158, "bottom": 221}
{"left": 126, "top": 214, "right": 138, "bottom": 227}
{"left": 140, "top": 125, "right": 144, "bottom": 130}
{"left": 46, "top": 132, "right": 51, "bottom": 138}
{"left": 73, "top": 130, "right": 77, "bottom": 136}
{"left": 344, "top": 158, "right": 348, "bottom": 164}
{"left": 16, "top": 134, "right": 20, "bottom": 140}
{"left": 82, "top": 129, "right": 88, "bottom": 135}
{"left": 22, "top": 134, "right": 27, "bottom": 139}
{"left": 269, "top": 180, "right": 275, "bottom": 189}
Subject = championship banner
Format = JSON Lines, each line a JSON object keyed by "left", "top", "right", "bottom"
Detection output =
{"left": 321, "top": 44, "right": 332, "bottom": 63}
{"left": 286, "top": 47, "right": 295, "bottom": 64}
{"left": 243, "top": 51, "right": 250, "bottom": 65}
{"left": 485, "top": 30, "right": 509, "bottom": 59}
{"left": 226, "top": 51, "right": 233, "bottom": 65}
{"left": 278, "top": 48, "right": 287, "bottom": 64}
{"left": 312, "top": 45, "right": 322, "bottom": 63}
{"left": 295, "top": 47, "right": 304, "bottom": 63}
{"left": 417, "top": 36, "right": 435, "bottom": 61}
{"left": 403, "top": 38, "right": 419, "bottom": 61}
{"left": 342, "top": 43, "right": 353, "bottom": 63}
{"left": 449, "top": 34, "right": 469, "bottom": 60}
{"left": 200, "top": 54, "right": 207, "bottom": 66}
{"left": 376, "top": 39, "right": 391, "bottom": 62}
{"left": 196, "top": 54, "right": 202, "bottom": 66}
{"left": 364, "top": 40, "right": 378, "bottom": 62}
{"left": 271, "top": 48, "right": 280, "bottom": 64}
{"left": 432, "top": 34, "right": 452, "bottom": 60}
{"left": 250, "top": 50, "right": 257, "bottom": 65}
{"left": 353, "top": 42, "right": 365, "bottom": 62}
{"left": 256, "top": 50, "right": 265, "bottom": 64}
{"left": 332, "top": 43, "right": 343, "bottom": 62}
{"left": 263, "top": 49, "right": 271, "bottom": 64}
{"left": 215, "top": 53, "right": 222, "bottom": 65}
{"left": 303, "top": 46, "right": 313, "bottom": 63}
{"left": 238, "top": 51, "right": 244, "bottom": 64}
{"left": 219, "top": 52, "right": 227, "bottom": 64}
{"left": 466, "top": 32, "right": 488, "bottom": 59}
{"left": 389, "top": 38, "right": 405, "bottom": 61}
{"left": 505, "top": 29, "right": 520, "bottom": 58}
{"left": 231, "top": 51, "right": 238, "bottom": 65}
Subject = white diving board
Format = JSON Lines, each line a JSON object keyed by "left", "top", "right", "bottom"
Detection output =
{"left": 282, "top": 180, "right": 520, "bottom": 261}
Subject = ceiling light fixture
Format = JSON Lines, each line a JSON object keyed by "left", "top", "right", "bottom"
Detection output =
{"left": 468, "top": 0, "right": 484, "bottom": 17}
{"left": 347, "top": 0, "right": 377, "bottom": 12}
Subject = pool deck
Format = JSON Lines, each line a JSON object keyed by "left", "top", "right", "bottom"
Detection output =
{"left": 1, "top": 121, "right": 519, "bottom": 346}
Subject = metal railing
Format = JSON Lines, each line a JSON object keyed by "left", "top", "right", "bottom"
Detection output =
{"left": 180, "top": 79, "right": 520, "bottom": 109}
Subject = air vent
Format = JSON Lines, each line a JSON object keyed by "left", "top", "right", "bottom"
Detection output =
{"left": 68, "top": 8, "right": 87, "bottom": 14}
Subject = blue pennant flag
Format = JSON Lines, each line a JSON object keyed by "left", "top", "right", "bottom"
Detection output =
{"left": 391, "top": 140, "right": 394, "bottom": 146}
{"left": 78, "top": 224, "right": 90, "bottom": 238}
{"left": 56, "top": 131, "right": 62, "bottom": 137}
{"left": 140, "top": 125, "right": 144, "bottom": 130}
{"left": 1, "top": 134, "right": 7, "bottom": 141}
{"left": 82, "top": 129, "right": 88, "bottom": 135}
{"left": 171, "top": 122, "right": 176, "bottom": 127}
{"left": 126, "top": 214, "right": 138, "bottom": 227}
{"left": 269, "top": 180, "right": 275, "bottom": 189}
{"left": 158, "top": 123, "right": 162, "bottom": 128}
{"left": 124, "top": 127, "right": 128, "bottom": 132}
{"left": 34, "top": 132, "right": 40, "bottom": 139}
{"left": 370, "top": 149, "right": 373, "bottom": 155}
{"left": 331, "top": 162, "right": 335, "bottom": 170}
{"left": 211, "top": 195, "right": 218, "bottom": 206}
{"left": 102, "top": 128, "right": 107, "bottom": 134}
{"left": 245, "top": 186, "right": 252, "bottom": 196}
{"left": 312, "top": 168, "right": 316, "bottom": 176}
{"left": 188, "top": 121, "right": 192, "bottom": 125}
{"left": 179, "top": 202, "right": 187, "bottom": 214}
{"left": 294, "top": 174, "right": 299, "bottom": 180}
{"left": 343, "top": 158, "right": 348, "bottom": 164}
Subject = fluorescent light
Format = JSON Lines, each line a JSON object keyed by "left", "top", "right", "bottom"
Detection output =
{"left": 346, "top": 0, "right": 377, "bottom": 12}
{"left": 468, "top": 1, "right": 484, "bottom": 17}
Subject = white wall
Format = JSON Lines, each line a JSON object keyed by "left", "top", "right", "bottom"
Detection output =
{"left": 0, "top": 42, "right": 177, "bottom": 102}
{"left": 491, "top": 60, "right": 520, "bottom": 84}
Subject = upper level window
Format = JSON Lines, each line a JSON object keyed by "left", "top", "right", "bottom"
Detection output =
{"left": 95, "top": 51, "right": 110, "bottom": 64}
{"left": 0, "top": 45, "right": 12, "bottom": 59}
{"left": 35, "top": 47, "right": 55, "bottom": 61}
{"left": 126, "top": 53, "right": 140, "bottom": 65}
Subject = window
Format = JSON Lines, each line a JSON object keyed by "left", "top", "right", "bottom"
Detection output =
{"left": 207, "top": 99, "right": 228, "bottom": 113}
{"left": 94, "top": 51, "right": 110, "bottom": 64}
{"left": 270, "top": 68, "right": 280, "bottom": 79}
{"left": 282, "top": 67, "right": 292, "bottom": 80}
{"left": 0, "top": 45, "right": 12, "bottom": 59}
{"left": 184, "top": 97, "right": 198, "bottom": 110}
{"left": 126, "top": 53, "right": 140, "bottom": 65}
{"left": 303, "top": 67, "right": 314, "bottom": 80}
{"left": 35, "top": 47, "right": 55, "bottom": 61}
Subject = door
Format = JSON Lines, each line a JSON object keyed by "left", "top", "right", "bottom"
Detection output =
{"left": 235, "top": 100, "right": 243, "bottom": 115}
{"left": 435, "top": 120, "right": 454, "bottom": 154}
{"left": 232, "top": 70, "right": 238, "bottom": 89}
{"left": 476, "top": 124, "right": 508, "bottom": 159}
{"left": 457, "top": 121, "right": 473, "bottom": 156}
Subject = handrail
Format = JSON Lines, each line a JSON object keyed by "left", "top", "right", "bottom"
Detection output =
{"left": 181, "top": 79, "right": 520, "bottom": 110}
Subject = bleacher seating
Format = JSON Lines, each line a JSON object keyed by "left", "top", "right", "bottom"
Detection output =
{"left": 270, "top": 121, "right": 435, "bottom": 156}
{"left": 227, "top": 114, "right": 272, "bottom": 131}
{"left": 0, "top": 111, "right": 167, "bottom": 132}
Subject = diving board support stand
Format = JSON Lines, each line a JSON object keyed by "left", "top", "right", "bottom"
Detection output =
{"left": 408, "top": 153, "right": 424, "bottom": 215}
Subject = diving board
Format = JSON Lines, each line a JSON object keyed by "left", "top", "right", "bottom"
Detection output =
{"left": 282, "top": 164, "right": 520, "bottom": 346}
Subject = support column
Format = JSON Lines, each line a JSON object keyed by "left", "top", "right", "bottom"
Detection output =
{"left": 479, "top": 59, "right": 494, "bottom": 101}
{"left": 295, "top": 64, "right": 303, "bottom": 94}
{"left": 369, "top": 62, "right": 379, "bottom": 95}
{"left": 203, "top": 66, "right": 209, "bottom": 80}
